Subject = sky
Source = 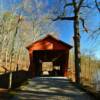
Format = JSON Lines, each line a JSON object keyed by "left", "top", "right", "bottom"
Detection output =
{"left": 57, "top": 16, "right": 100, "bottom": 59}
{"left": 0, "top": 0, "right": 100, "bottom": 59}
{"left": 58, "top": 17, "right": 100, "bottom": 60}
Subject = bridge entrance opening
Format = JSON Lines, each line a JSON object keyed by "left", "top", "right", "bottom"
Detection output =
{"left": 33, "top": 50, "right": 67, "bottom": 77}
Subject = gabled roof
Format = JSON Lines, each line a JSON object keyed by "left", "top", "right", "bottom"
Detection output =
{"left": 26, "top": 34, "right": 72, "bottom": 49}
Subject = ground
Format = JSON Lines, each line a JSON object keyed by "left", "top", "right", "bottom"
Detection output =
{"left": 0, "top": 77, "right": 96, "bottom": 100}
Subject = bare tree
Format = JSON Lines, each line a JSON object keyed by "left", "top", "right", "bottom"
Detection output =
{"left": 46, "top": 0, "right": 99, "bottom": 84}
{"left": 49, "top": 0, "right": 86, "bottom": 84}
{"left": 95, "top": 0, "right": 100, "bottom": 13}
{"left": 0, "top": 0, "right": 58, "bottom": 88}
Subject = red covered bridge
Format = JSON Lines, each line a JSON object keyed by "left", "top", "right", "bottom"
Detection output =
{"left": 26, "top": 35, "right": 72, "bottom": 77}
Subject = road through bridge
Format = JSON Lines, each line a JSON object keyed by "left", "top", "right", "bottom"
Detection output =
{"left": 9, "top": 77, "right": 96, "bottom": 100}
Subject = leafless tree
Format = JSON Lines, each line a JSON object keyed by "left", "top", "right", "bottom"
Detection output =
{"left": 0, "top": 0, "right": 58, "bottom": 88}
{"left": 46, "top": 0, "right": 100, "bottom": 84}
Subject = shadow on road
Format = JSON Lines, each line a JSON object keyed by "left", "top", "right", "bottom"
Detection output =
{"left": 12, "top": 77, "right": 96, "bottom": 100}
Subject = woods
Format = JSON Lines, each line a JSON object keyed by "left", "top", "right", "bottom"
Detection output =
{"left": 0, "top": 0, "right": 57, "bottom": 74}
{"left": 0, "top": 12, "right": 29, "bottom": 74}
{"left": 0, "top": 0, "right": 58, "bottom": 89}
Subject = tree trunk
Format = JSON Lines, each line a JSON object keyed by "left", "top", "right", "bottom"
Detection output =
{"left": 8, "top": 16, "right": 21, "bottom": 89}
{"left": 73, "top": 11, "right": 81, "bottom": 84}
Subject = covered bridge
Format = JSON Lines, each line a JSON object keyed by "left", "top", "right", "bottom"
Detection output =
{"left": 26, "top": 35, "right": 72, "bottom": 77}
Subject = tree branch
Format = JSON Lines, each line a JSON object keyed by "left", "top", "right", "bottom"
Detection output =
{"left": 94, "top": 27, "right": 100, "bottom": 32}
{"left": 80, "top": 17, "right": 88, "bottom": 32}
{"left": 64, "top": 3, "right": 74, "bottom": 8}
{"left": 95, "top": 0, "right": 100, "bottom": 13}
{"left": 73, "top": 0, "right": 77, "bottom": 9}
{"left": 61, "top": 2, "right": 75, "bottom": 17}
{"left": 77, "top": 0, "right": 84, "bottom": 11}
{"left": 80, "top": 5, "right": 92, "bottom": 9}
{"left": 52, "top": 16, "right": 74, "bottom": 21}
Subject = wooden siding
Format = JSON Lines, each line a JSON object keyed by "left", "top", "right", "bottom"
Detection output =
{"left": 26, "top": 35, "right": 72, "bottom": 77}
